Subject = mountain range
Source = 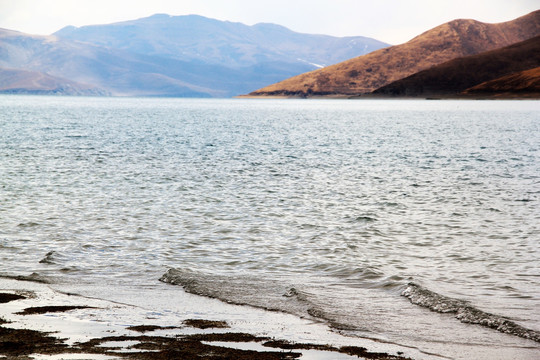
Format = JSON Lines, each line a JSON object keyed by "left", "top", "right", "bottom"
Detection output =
{"left": 2, "top": 10, "right": 539, "bottom": 98}
{"left": 0, "top": 14, "right": 388, "bottom": 97}
{"left": 249, "top": 10, "right": 540, "bottom": 98}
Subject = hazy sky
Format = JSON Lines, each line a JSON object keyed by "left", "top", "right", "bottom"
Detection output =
{"left": 0, "top": 0, "right": 538, "bottom": 44}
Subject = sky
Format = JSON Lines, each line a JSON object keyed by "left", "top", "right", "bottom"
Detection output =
{"left": 0, "top": 0, "right": 538, "bottom": 44}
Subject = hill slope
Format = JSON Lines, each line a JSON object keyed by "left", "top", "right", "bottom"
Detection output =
{"left": 462, "top": 66, "right": 540, "bottom": 97}
{"left": 0, "top": 67, "right": 108, "bottom": 95}
{"left": 0, "top": 28, "right": 220, "bottom": 97}
{"left": 372, "top": 35, "right": 540, "bottom": 97}
{"left": 249, "top": 10, "right": 540, "bottom": 97}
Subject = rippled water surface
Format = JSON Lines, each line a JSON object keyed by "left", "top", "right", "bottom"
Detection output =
{"left": 1, "top": 96, "right": 539, "bottom": 355}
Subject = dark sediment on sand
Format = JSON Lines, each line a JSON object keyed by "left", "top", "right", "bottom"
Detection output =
{"left": 0, "top": 291, "right": 410, "bottom": 359}
{"left": 16, "top": 305, "right": 98, "bottom": 315}
{"left": 0, "top": 293, "right": 26, "bottom": 304}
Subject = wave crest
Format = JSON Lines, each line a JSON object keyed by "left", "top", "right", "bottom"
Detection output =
{"left": 402, "top": 283, "right": 540, "bottom": 342}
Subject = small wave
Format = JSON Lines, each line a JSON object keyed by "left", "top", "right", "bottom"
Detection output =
{"left": 0, "top": 273, "right": 50, "bottom": 284}
{"left": 39, "top": 251, "right": 56, "bottom": 264}
{"left": 345, "top": 215, "right": 377, "bottom": 224}
{"left": 355, "top": 216, "right": 377, "bottom": 223}
{"left": 401, "top": 283, "right": 540, "bottom": 343}
{"left": 160, "top": 268, "right": 313, "bottom": 315}
{"left": 17, "top": 222, "right": 40, "bottom": 228}
{"left": 283, "top": 287, "right": 308, "bottom": 301}
{"left": 160, "top": 268, "right": 342, "bottom": 330}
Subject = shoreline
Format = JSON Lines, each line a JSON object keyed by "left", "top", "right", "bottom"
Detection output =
{"left": 236, "top": 93, "right": 540, "bottom": 100}
{"left": 2, "top": 273, "right": 539, "bottom": 359}
{"left": 0, "top": 277, "right": 416, "bottom": 360}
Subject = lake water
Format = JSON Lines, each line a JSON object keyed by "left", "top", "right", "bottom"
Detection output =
{"left": 1, "top": 96, "right": 539, "bottom": 358}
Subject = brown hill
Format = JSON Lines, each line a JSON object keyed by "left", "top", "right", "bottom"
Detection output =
{"left": 0, "top": 67, "right": 108, "bottom": 95}
{"left": 372, "top": 35, "right": 540, "bottom": 97}
{"left": 463, "top": 66, "right": 540, "bottom": 98}
{"left": 248, "top": 10, "right": 540, "bottom": 97}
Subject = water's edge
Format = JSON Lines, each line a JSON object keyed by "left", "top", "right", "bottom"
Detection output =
{"left": 160, "top": 268, "right": 540, "bottom": 344}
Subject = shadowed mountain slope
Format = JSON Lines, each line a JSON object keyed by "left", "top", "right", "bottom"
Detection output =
{"left": 463, "top": 66, "right": 540, "bottom": 97}
{"left": 248, "top": 10, "right": 540, "bottom": 97}
{"left": 372, "top": 35, "right": 540, "bottom": 97}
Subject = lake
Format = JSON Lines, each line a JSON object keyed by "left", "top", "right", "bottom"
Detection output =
{"left": 1, "top": 96, "right": 539, "bottom": 358}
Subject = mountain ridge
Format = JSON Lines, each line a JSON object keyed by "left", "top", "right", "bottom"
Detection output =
{"left": 53, "top": 14, "right": 388, "bottom": 69}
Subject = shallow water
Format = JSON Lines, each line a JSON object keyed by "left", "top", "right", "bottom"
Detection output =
{"left": 1, "top": 96, "right": 539, "bottom": 358}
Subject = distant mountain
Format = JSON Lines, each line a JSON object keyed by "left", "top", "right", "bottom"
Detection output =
{"left": 462, "top": 66, "right": 540, "bottom": 97}
{"left": 248, "top": 10, "right": 540, "bottom": 97}
{"left": 372, "top": 35, "right": 540, "bottom": 97}
{"left": 0, "top": 28, "right": 219, "bottom": 97}
{"left": 0, "top": 15, "right": 388, "bottom": 97}
{"left": 0, "top": 67, "right": 108, "bottom": 95}
{"left": 54, "top": 14, "right": 388, "bottom": 69}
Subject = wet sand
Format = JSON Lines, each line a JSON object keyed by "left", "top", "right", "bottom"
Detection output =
{"left": 0, "top": 277, "right": 412, "bottom": 360}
